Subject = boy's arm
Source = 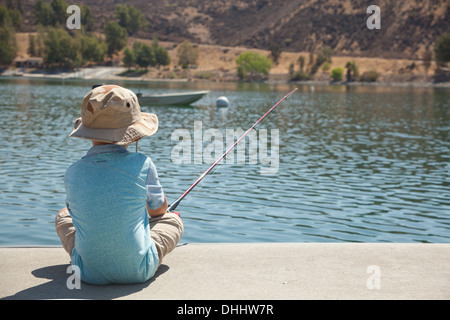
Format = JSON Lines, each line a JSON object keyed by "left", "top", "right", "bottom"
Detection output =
{"left": 145, "top": 159, "right": 167, "bottom": 217}
{"left": 147, "top": 195, "right": 168, "bottom": 217}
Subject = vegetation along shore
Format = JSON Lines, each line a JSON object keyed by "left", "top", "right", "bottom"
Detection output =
{"left": 1, "top": 0, "right": 449, "bottom": 86}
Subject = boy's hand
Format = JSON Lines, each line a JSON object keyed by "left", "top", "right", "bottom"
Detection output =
{"left": 170, "top": 211, "right": 181, "bottom": 218}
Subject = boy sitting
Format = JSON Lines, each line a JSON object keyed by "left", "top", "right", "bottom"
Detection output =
{"left": 55, "top": 85, "right": 183, "bottom": 284}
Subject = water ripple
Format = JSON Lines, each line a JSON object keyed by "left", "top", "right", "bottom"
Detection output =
{"left": 0, "top": 79, "right": 449, "bottom": 244}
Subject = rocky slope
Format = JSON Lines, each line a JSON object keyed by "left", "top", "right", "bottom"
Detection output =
{"left": 10, "top": 0, "right": 450, "bottom": 60}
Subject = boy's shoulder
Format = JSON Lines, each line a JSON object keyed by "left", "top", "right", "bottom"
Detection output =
{"left": 65, "top": 151, "right": 152, "bottom": 175}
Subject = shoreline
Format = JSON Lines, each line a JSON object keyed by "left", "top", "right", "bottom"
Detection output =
{"left": 10, "top": 33, "right": 450, "bottom": 89}
{"left": 2, "top": 67, "right": 450, "bottom": 89}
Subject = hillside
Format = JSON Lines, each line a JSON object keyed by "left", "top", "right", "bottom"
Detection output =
{"left": 12, "top": 0, "right": 450, "bottom": 60}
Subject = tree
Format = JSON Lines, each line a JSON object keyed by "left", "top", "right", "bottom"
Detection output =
{"left": 5, "top": 0, "right": 23, "bottom": 13}
{"left": 35, "top": 0, "right": 68, "bottom": 27}
{"left": 0, "top": 5, "right": 22, "bottom": 31}
{"left": 321, "top": 46, "right": 333, "bottom": 63}
{"left": 434, "top": 33, "right": 450, "bottom": 67}
{"left": 6, "top": 8, "right": 21, "bottom": 30}
{"left": 236, "top": 51, "right": 272, "bottom": 81}
{"left": 345, "top": 61, "right": 359, "bottom": 81}
{"left": 289, "top": 56, "right": 311, "bottom": 81}
{"left": 177, "top": 40, "right": 198, "bottom": 68}
{"left": 28, "top": 34, "right": 37, "bottom": 56}
{"left": 134, "top": 42, "right": 155, "bottom": 69}
{"left": 35, "top": 26, "right": 46, "bottom": 56}
{"left": 127, "top": 5, "right": 148, "bottom": 35}
{"left": 80, "top": 35, "right": 106, "bottom": 63}
{"left": 0, "top": 6, "right": 8, "bottom": 25}
{"left": 37, "top": 25, "right": 106, "bottom": 67}
{"left": 298, "top": 56, "right": 305, "bottom": 73}
{"left": 104, "top": 21, "right": 127, "bottom": 57}
{"left": 0, "top": 25, "right": 16, "bottom": 65}
{"left": 269, "top": 43, "right": 281, "bottom": 65}
{"left": 0, "top": 5, "right": 19, "bottom": 65}
{"left": 311, "top": 52, "right": 326, "bottom": 74}
{"left": 50, "top": 0, "right": 68, "bottom": 26}
{"left": 114, "top": 4, "right": 129, "bottom": 30}
{"left": 124, "top": 38, "right": 169, "bottom": 70}
{"left": 28, "top": 33, "right": 45, "bottom": 57}
{"left": 422, "top": 48, "right": 433, "bottom": 78}
{"left": 43, "top": 26, "right": 79, "bottom": 68}
{"left": 114, "top": 4, "right": 128, "bottom": 28}
{"left": 152, "top": 38, "right": 170, "bottom": 67}
{"left": 155, "top": 45, "right": 170, "bottom": 67}
{"left": 288, "top": 63, "right": 295, "bottom": 78}
{"left": 114, "top": 4, "right": 148, "bottom": 35}
{"left": 309, "top": 46, "right": 333, "bottom": 75}
{"left": 122, "top": 47, "right": 135, "bottom": 69}
{"left": 81, "top": 5, "right": 94, "bottom": 32}
{"left": 35, "top": 0, "right": 54, "bottom": 26}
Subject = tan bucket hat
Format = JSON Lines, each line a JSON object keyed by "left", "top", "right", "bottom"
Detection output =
{"left": 69, "top": 85, "right": 158, "bottom": 145}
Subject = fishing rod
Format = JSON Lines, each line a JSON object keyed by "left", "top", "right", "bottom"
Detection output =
{"left": 168, "top": 88, "right": 298, "bottom": 212}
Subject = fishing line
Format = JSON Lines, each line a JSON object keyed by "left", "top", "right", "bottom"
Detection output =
{"left": 185, "top": 158, "right": 224, "bottom": 197}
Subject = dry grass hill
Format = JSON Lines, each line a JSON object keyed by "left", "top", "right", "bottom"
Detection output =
{"left": 7, "top": 0, "right": 450, "bottom": 82}
{"left": 15, "top": 0, "right": 449, "bottom": 60}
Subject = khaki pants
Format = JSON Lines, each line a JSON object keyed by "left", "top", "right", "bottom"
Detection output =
{"left": 55, "top": 208, "right": 184, "bottom": 264}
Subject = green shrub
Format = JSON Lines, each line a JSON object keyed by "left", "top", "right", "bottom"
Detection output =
{"left": 194, "top": 71, "right": 212, "bottom": 80}
{"left": 115, "top": 4, "right": 148, "bottom": 35}
{"left": 290, "top": 71, "right": 312, "bottom": 81}
{"left": 309, "top": 47, "right": 333, "bottom": 75}
{"left": 123, "top": 38, "right": 170, "bottom": 70}
{"left": 0, "top": 25, "right": 16, "bottom": 65}
{"left": 43, "top": 27, "right": 80, "bottom": 67}
{"left": 330, "top": 67, "right": 344, "bottom": 81}
{"left": 236, "top": 51, "right": 272, "bottom": 81}
{"left": 434, "top": 33, "right": 450, "bottom": 66}
{"left": 269, "top": 43, "right": 281, "bottom": 65}
{"left": 122, "top": 47, "right": 135, "bottom": 69}
{"left": 104, "top": 21, "right": 127, "bottom": 56}
{"left": 321, "top": 61, "right": 331, "bottom": 72}
{"left": 80, "top": 35, "right": 107, "bottom": 63}
{"left": 152, "top": 38, "right": 170, "bottom": 67}
{"left": 177, "top": 40, "right": 198, "bottom": 69}
{"left": 133, "top": 41, "right": 155, "bottom": 69}
{"left": 360, "top": 70, "right": 379, "bottom": 82}
{"left": 0, "top": 4, "right": 22, "bottom": 65}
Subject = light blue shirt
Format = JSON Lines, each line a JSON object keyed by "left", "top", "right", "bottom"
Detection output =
{"left": 64, "top": 145, "right": 164, "bottom": 284}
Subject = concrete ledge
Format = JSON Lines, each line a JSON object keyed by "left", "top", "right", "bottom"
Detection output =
{"left": 1, "top": 243, "right": 449, "bottom": 300}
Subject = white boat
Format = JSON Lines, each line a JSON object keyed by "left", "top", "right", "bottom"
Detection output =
{"left": 136, "top": 90, "right": 209, "bottom": 106}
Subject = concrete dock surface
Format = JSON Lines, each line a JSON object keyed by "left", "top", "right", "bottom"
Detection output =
{"left": 1, "top": 243, "right": 449, "bottom": 300}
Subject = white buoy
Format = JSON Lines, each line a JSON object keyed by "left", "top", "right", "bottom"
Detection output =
{"left": 216, "top": 96, "right": 229, "bottom": 108}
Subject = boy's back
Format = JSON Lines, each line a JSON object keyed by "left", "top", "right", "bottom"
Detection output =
{"left": 65, "top": 147, "right": 159, "bottom": 284}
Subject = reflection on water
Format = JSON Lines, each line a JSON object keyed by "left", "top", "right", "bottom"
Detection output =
{"left": 0, "top": 78, "right": 449, "bottom": 245}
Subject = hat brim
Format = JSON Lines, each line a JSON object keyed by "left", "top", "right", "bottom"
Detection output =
{"left": 69, "top": 113, "right": 158, "bottom": 145}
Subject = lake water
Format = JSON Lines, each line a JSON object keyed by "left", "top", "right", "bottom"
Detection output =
{"left": 0, "top": 77, "right": 449, "bottom": 245}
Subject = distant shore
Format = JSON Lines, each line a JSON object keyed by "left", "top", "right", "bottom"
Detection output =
{"left": 7, "top": 33, "right": 449, "bottom": 89}
{"left": 2, "top": 66, "right": 449, "bottom": 89}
